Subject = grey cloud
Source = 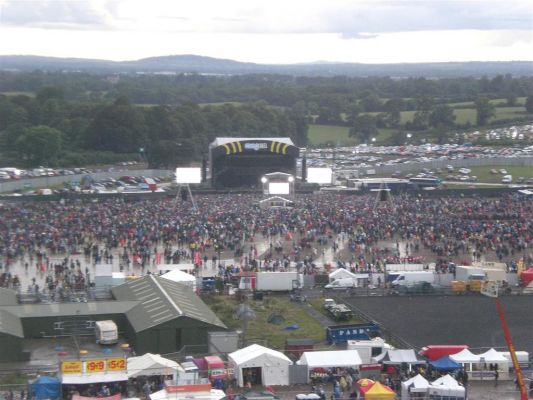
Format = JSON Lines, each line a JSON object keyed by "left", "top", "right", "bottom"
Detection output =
{"left": 0, "top": 0, "right": 116, "bottom": 29}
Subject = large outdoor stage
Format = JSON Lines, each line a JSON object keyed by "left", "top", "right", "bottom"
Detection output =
{"left": 209, "top": 137, "right": 300, "bottom": 188}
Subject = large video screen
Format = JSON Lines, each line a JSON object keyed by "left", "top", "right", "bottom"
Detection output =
{"left": 307, "top": 167, "right": 332, "bottom": 184}
{"left": 268, "top": 182, "right": 290, "bottom": 195}
{"left": 175, "top": 168, "right": 202, "bottom": 184}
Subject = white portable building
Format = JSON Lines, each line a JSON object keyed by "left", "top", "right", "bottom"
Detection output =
{"left": 228, "top": 344, "right": 293, "bottom": 387}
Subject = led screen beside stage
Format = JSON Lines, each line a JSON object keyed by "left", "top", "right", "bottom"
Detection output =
{"left": 307, "top": 167, "right": 333, "bottom": 184}
{"left": 175, "top": 168, "right": 202, "bottom": 184}
{"left": 268, "top": 182, "right": 290, "bottom": 195}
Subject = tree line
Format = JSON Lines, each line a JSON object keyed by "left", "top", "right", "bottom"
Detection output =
{"left": 0, "top": 88, "right": 308, "bottom": 168}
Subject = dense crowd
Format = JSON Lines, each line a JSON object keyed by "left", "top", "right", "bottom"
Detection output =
{"left": 0, "top": 193, "right": 532, "bottom": 291}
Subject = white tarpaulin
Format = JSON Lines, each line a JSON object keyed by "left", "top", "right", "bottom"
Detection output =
{"left": 150, "top": 388, "right": 225, "bottom": 400}
{"left": 127, "top": 353, "right": 184, "bottom": 379}
{"left": 329, "top": 269, "right": 357, "bottom": 281}
{"left": 157, "top": 264, "right": 195, "bottom": 272}
{"left": 228, "top": 344, "right": 293, "bottom": 387}
{"left": 161, "top": 270, "right": 197, "bottom": 291}
{"left": 297, "top": 350, "right": 362, "bottom": 369}
{"left": 62, "top": 373, "right": 128, "bottom": 385}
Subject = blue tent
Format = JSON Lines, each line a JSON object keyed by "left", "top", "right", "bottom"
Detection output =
{"left": 28, "top": 376, "right": 61, "bottom": 400}
{"left": 429, "top": 356, "right": 461, "bottom": 371}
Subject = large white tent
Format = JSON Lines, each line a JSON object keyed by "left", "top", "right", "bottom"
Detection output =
{"left": 228, "top": 344, "right": 293, "bottom": 387}
{"left": 127, "top": 353, "right": 184, "bottom": 380}
{"left": 477, "top": 348, "right": 509, "bottom": 379}
{"left": 429, "top": 374, "right": 465, "bottom": 398}
{"left": 297, "top": 350, "right": 362, "bottom": 371}
{"left": 449, "top": 348, "right": 481, "bottom": 372}
{"left": 161, "top": 269, "right": 197, "bottom": 291}
{"left": 400, "top": 374, "right": 430, "bottom": 400}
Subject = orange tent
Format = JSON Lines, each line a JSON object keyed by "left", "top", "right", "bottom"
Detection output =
{"left": 364, "top": 381, "right": 396, "bottom": 400}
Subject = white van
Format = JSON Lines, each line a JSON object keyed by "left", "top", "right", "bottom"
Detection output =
{"left": 95, "top": 320, "right": 118, "bottom": 345}
{"left": 501, "top": 175, "right": 512, "bottom": 183}
{"left": 325, "top": 277, "right": 357, "bottom": 289}
{"left": 391, "top": 271, "right": 435, "bottom": 287}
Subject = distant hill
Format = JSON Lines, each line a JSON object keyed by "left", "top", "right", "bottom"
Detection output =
{"left": 1, "top": 54, "right": 532, "bottom": 78}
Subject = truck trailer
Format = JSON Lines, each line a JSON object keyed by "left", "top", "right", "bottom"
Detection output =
{"left": 255, "top": 271, "right": 302, "bottom": 291}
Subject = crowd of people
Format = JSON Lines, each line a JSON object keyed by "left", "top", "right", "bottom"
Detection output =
{"left": 0, "top": 192, "right": 532, "bottom": 292}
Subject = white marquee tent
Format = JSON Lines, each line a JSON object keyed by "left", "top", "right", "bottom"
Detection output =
{"left": 228, "top": 344, "right": 293, "bottom": 387}
{"left": 161, "top": 269, "right": 197, "bottom": 291}
{"left": 450, "top": 348, "right": 481, "bottom": 372}
{"left": 400, "top": 374, "right": 430, "bottom": 400}
{"left": 127, "top": 353, "right": 184, "bottom": 380}
{"left": 297, "top": 350, "right": 362, "bottom": 371}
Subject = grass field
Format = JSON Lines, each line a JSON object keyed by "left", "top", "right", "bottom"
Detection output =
{"left": 204, "top": 295, "right": 326, "bottom": 349}
{"left": 308, "top": 124, "right": 395, "bottom": 146}
{"left": 464, "top": 166, "right": 533, "bottom": 183}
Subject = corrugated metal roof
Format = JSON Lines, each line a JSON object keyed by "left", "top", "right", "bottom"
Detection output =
{"left": 0, "top": 288, "right": 18, "bottom": 306}
{"left": 0, "top": 309, "right": 23, "bottom": 338}
{"left": 0, "top": 301, "right": 138, "bottom": 318}
{"left": 112, "top": 275, "right": 226, "bottom": 332}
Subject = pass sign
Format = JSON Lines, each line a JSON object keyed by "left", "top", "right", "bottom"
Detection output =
{"left": 107, "top": 358, "right": 126, "bottom": 371}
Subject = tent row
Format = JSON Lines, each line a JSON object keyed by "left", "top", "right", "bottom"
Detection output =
{"left": 401, "top": 374, "right": 465, "bottom": 400}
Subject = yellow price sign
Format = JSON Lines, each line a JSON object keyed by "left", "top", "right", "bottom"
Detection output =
{"left": 85, "top": 359, "right": 106, "bottom": 373}
{"left": 61, "top": 361, "right": 83, "bottom": 374}
{"left": 107, "top": 358, "right": 126, "bottom": 371}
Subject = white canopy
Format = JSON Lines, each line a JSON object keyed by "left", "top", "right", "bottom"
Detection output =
{"left": 377, "top": 349, "right": 426, "bottom": 365}
{"left": 401, "top": 374, "right": 430, "bottom": 398}
{"left": 157, "top": 264, "right": 195, "bottom": 272}
{"left": 478, "top": 348, "right": 509, "bottom": 363}
{"left": 432, "top": 374, "right": 462, "bottom": 387}
{"left": 450, "top": 349, "right": 481, "bottom": 363}
{"left": 62, "top": 373, "right": 129, "bottom": 384}
{"left": 127, "top": 353, "right": 184, "bottom": 378}
{"left": 229, "top": 344, "right": 292, "bottom": 365}
{"left": 297, "top": 350, "right": 362, "bottom": 369}
{"left": 161, "top": 270, "right": 197, "bottom": 290}
{"left": 429, "top": 374, "right": 465, "bottom": 398}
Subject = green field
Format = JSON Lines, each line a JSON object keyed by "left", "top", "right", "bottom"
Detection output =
{"left": 464, "top": 166, "right": 533, "bottom": 183}
{"left": 308, "top": 124, "right": 395, "bottom": 146}
{"left": 204, "top": 295, "right": 326, "bottom": 349}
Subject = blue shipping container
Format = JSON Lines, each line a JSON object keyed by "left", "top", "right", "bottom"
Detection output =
{"left": 326, "top": 322, "right": 380, "bottom": 344}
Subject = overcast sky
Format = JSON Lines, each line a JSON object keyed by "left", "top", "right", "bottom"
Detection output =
{"left": 0, "top": 0, "right": 532, "bottom": 64}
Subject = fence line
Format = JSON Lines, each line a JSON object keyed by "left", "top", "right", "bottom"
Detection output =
{"left": 0, "top": 169, "right": 173, "bottom": 193}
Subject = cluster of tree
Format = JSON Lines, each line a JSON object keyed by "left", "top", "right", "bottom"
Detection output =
{"left": 0, "top": 88, "right": 307, "bottom": 168}
{"left": 1, "top": 71, "right": 532, "bottom": 110}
